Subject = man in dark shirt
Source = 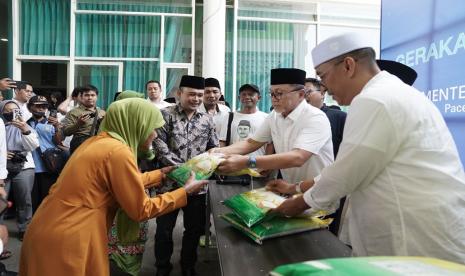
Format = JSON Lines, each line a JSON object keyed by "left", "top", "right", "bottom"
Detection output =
{"left": 305, "top": 77, "right": 347, "bottom": 236}
{"left": 153, "top": 75, "right": 218, "bottom": 276}
{"left": 305, "top": 78, "right": 346, "bottom": 158}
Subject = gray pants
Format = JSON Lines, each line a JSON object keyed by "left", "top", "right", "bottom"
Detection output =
{"left": 2, "top": 168, "right": 35, "bottom": 232}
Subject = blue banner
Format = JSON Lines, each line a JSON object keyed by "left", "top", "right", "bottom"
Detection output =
{"left": 381, "top": 0, "right": 465, "bottom": 165}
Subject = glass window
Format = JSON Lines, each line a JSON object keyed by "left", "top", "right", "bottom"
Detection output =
{"left": 123, "top": 61, "right": 159, "bottom": 94}
{"left": 75, "top": 64, "right": 119, "bottom": 109}
{"left": 236, "top": 21, "right": 294, "bottom": 111}
{"left": 75, "top": 14, "right": 161, "bottom": 58}
{"left": 166, "top": 67, "right": 188, "bottom": 98}
{"left": 239, "top": 0, "right": 317, "bottom": 21}
{"left": 20, "top": 0, "right": 70, "bottom": 56}
{"left": 164, "top": 17, "right": 192, "bottom": 63}
{"left": 77, "top": 0, "right": 192, "bottom": 14}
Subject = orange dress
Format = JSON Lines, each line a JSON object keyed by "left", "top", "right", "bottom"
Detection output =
{"left": 19, "top": 133, "right": 187, "bottom": 276}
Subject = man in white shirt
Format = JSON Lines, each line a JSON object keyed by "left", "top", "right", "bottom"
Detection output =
{"left": 268, "top": 33, "right": 465, "bottom": 263}
{"left": 198, "top": 78, "right": 230, "bottom": 136}
{"left": 146, "top": 80, "right": 172, "bottom": 109}
{"left": 215, "top": 68, "right": 334, "bottom": 185}
{"left": 13, "top": 81, "right": 33, "bottom": 121}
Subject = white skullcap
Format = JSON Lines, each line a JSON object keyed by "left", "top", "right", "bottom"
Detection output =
{"left": 311, "top": 33, "right": 372, "bottom": 68}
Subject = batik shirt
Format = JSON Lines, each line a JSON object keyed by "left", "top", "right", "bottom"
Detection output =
{"left": 153, "top": 104, "right": 218, "bottom": 193}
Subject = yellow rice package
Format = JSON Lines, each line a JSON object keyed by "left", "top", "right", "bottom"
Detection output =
{"left": 167, "top": 153, "right": 261, "bottom": 185}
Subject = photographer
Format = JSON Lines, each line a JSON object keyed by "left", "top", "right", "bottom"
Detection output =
{"left": 61, "top": 85, "right": 105, "bottom": 154}
{"left": 0, "top": 100, "right": 39, "bottom": 241}
{"left": 27, "top": 96, "right": 65, "bottom": 211}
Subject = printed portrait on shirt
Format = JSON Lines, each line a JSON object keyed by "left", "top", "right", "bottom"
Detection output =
{"left": 237, "top": 120, "right": 251, "bottom": 141}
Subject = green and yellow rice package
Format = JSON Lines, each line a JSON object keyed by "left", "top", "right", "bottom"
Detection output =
{"left": 223, "top": 188, "right": 287, "bottom": 227}
{"left": 270, "top": 256, "right": 465, "bottom": 276}
{"left": 167, "top": 153, "right": 261, "bottom": 185}
{"left": 221, "top": 212, "right": 332, "bottom": 245}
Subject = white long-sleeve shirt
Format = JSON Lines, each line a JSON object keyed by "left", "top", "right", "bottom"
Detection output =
{"left": 0, "top": 120, "right": 7, "bottom": 179}
{"left": 304, "top": 71, "right": 465, "bottom": 263}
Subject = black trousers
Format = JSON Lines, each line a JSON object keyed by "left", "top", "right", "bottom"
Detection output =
{"left": 154, "top": 193, "right": 206, "bottom": 274}
{"left": 32, "top": 172, "right": 58, "bottom": 213}
{"left": 328, "top": 197, "right": 346, "bottom": 236}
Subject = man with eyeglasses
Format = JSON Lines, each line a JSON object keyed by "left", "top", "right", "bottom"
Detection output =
{"left": 304, "top": 78, "right": 346, "bottom": 158}
{"left": 267, "top": 33, "right": 465, "bottom": 263}
{"left": 215, "top": 68, "right": 334, "bottom": 190}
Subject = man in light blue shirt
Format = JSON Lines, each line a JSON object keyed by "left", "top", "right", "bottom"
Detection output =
{"left": 27, "top": 96, "right": 63, "bottom": 211}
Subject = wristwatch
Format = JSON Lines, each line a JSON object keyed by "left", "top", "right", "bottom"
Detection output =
{"left": 22, "top": 130, "right": 31, "bottom": 135}
{"left": 295, "top": 181, "right": 303, "bottom": 194}
{"left": 247, "top": 156, "right": 257, "bottom": 169}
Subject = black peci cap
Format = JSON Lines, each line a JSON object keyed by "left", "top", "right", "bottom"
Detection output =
{"left": 270, "top": 68, "right": 306, "bottom": 85}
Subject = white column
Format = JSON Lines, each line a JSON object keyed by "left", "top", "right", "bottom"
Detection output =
{"left": 202, "top": 0, "right": 226, "bottom": 90}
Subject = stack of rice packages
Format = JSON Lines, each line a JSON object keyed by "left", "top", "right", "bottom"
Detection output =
{"left": 221, "top": 188, "right": 332, "bottom": 244}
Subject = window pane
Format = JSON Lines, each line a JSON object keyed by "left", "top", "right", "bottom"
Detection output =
{"left": 239, "top": 0, "right": 316, "bottom": 21}
{"left": 75, "top": 65, "right": 119, "bottom": 109}
{"left": 75, "top": 14, "right": 161, "bottom": 58}
{"left": 123, "top": 61, "right": 160, "bottom": 94}
{"left": 237, "top": 21, "right": 294, "bottom": 111}
{"left": 166, "top": 68, "right": 188, "bottom": 98}
{"left": 77, "top": 0, "right": 192, "bottom": 14}
{"left": 20, "top": 0, "right": 70, "bottom": 55}
{"left": 164, "top": 17, "right": 192, "bottom": 63}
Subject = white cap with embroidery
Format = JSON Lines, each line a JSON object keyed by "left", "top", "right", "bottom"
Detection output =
{"left": 311, "top": 33, "right": 372, "bottom": 68}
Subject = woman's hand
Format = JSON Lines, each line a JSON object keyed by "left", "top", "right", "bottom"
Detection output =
{"left": 183, "top": 172, "right": 209, "bottom": 195}
{"left": 10, "top": 119, "right": 29, "bottom": 133}
{"left": 160, "top": 166, "right": 176, "bottom": 182}
{"left": 6, "top": 152, "right": 14, "bottom": 160}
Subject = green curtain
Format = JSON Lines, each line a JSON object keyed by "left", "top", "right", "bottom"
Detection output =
{"left": 237, "top": 21, "right": 294, "bottom": 112}
{"left": 75, "top": 65, "right": 118, "bottom": 109}
{"left": 76, "top": 13, "right": 160, "bottom": 58}
{"left": 21, "top": 0, "right": 70, "bottom": 55}
{"left": 124, "top": 61, "right": 159, "bottom": 94}
{"left": 164, "top": 17, "right": 192, "bottom": 63}
{"left": 77, "top": 1, "right": 191, "bottom": 14}
{"left": 225, "top": 8, "right": 234, "bottom": 107}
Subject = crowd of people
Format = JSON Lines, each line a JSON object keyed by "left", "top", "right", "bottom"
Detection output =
{"left": 0, "top": 32, "right": 463, "bottom": 276}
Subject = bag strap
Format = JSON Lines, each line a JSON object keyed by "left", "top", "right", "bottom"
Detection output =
{"left": 89, "top": 108, "right": 99, "bottom": 136}
{"left": 225, "top": 112, "right": 234, "bottom": 146}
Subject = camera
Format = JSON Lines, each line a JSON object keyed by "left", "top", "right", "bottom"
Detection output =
{"left": 88, "top": 112, "right": 96, "bottom": 118}
{"left": 49, "top": 109, "right": 58, "bottom": 118}
{"left": 13, "top": 109, "right": 23, "bottom": 121}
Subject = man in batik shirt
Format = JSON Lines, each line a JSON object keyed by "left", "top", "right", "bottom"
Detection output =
{"left": 153, "top": 75, "right": 218, "bottom": 276}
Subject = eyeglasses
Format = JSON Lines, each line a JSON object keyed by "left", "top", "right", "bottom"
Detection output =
{"left": 267, "top": 87, "right": 302, "bottom": 100}
{"left": 317, "top": 59, "right": 344, "bottom": 85}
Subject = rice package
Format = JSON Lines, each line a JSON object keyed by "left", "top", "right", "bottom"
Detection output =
{"left": 167, "top": 152, "right": 261, "bottom": 185}
{"left": 270, "top": 256, "right": 465, "bottom": 276}
{"left": 223, "top": 188, "right": 287, "bottom": 227}
{"left": 221, "top": 212, "right": 332, "bottom": 245}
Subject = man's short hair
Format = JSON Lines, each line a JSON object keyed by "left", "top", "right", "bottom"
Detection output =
{"left": 145, "top": 80, "right": 161, "bottom": 90}
{"left": 71, "top": 86, "right": 84, "bottom": 98}
{"left": 15, "top": 81, "right": 32, "bottom": 91}
{"left": 331, "top": 47, "right": 376, "bottom": 66}
{"left": 80, "top": 84, "right": 99, "bottom": 95}
{"left": 238, "top": 120, "right": 251, "bottom": 128}
{"left": 304, "top": 78, "right": 322, "bottom": 91}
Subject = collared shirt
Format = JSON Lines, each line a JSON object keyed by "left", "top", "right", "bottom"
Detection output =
{"left": 147, "top": 98, "right": 173, "bottom": 110}
{"left": 12, "top": 99, "right": 32, "bottom": 122}
{"left": 304, "top": 71, "right": 465, "bottom": 263}
{"left": 61, "top": 105, "right": 105, "bottom": 137}
{"left": 153, "top": 104, "right": 219, "bottom": 193}
{"left": 320, "top": 104, "right": 347, "bottom": 157}
{"left": 198, "top": 103, "right": 230, "bottom": 136}
{"left": 253, "top": 100, "right": 334, "bottom": 184}
{"left": 27, "top": 117, "right": 57, "bottom": 173}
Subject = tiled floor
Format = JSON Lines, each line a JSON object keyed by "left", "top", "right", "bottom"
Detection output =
{"left": 3, "top": 213, "right": 221, "bottom": 276}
